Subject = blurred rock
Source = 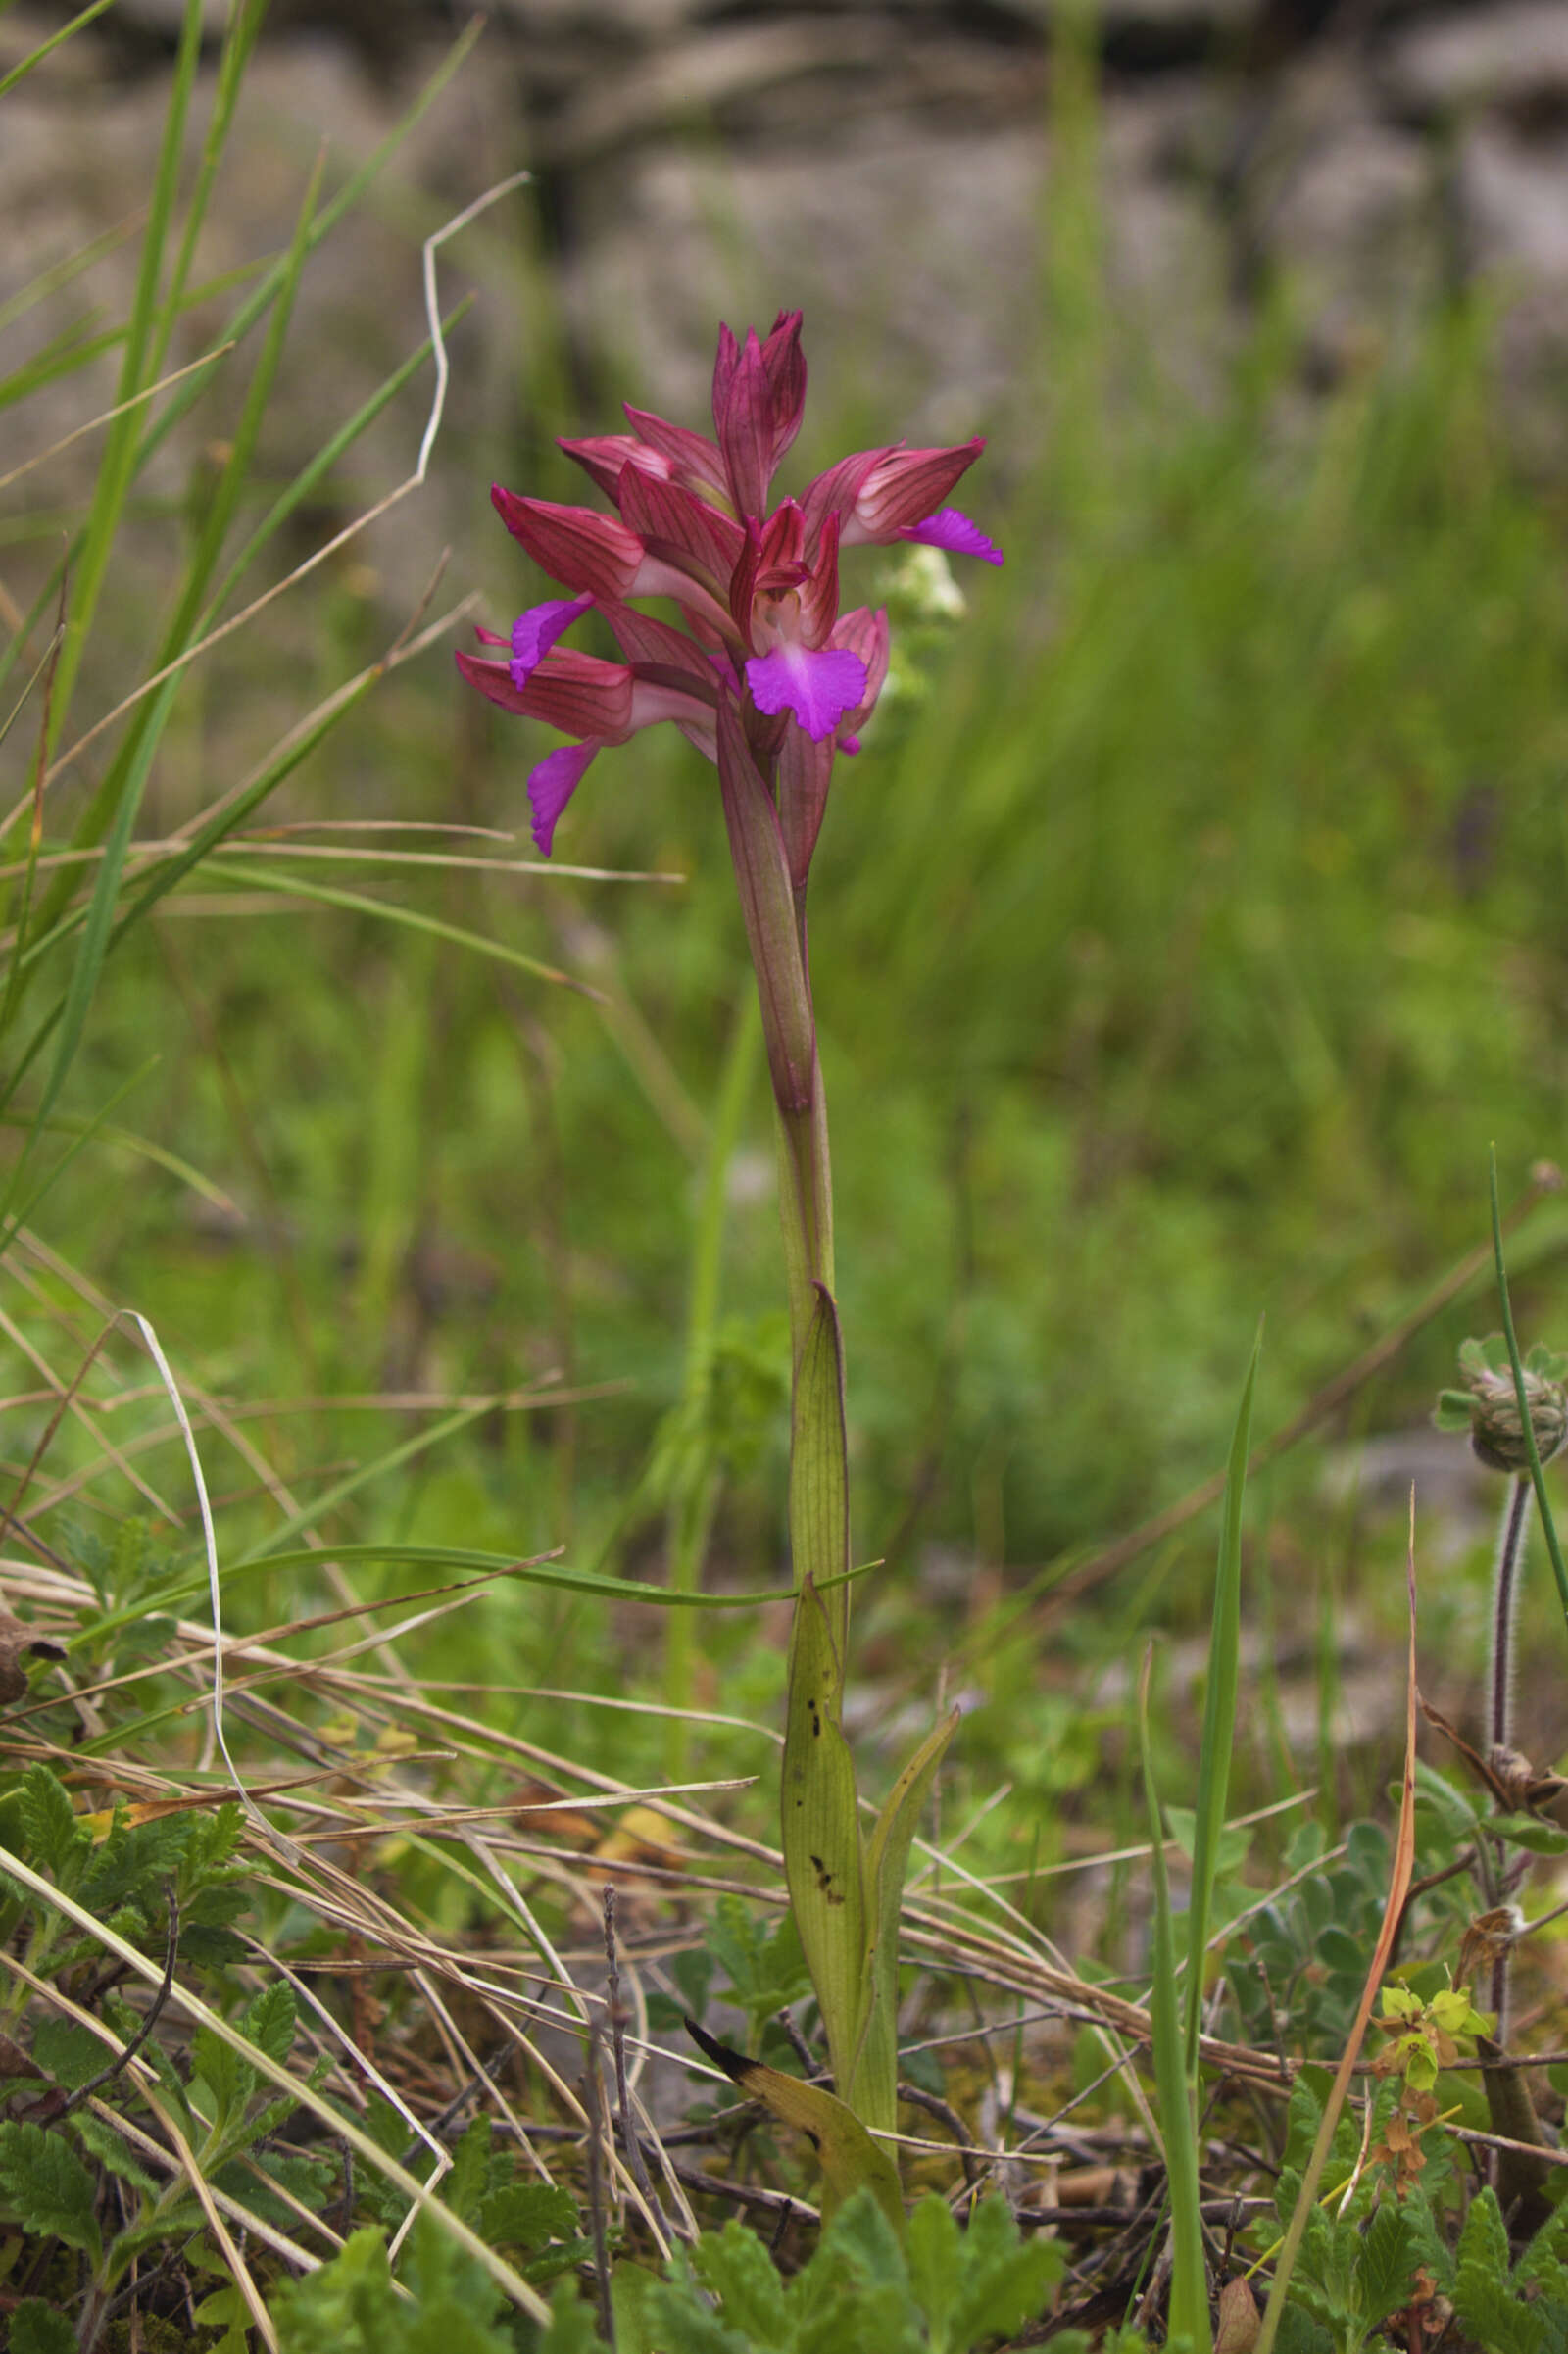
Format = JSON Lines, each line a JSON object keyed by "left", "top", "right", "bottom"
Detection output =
{"left": 1250, "top": 63, "right": 1442, "bottom": 365}
{"left": 1460, "top": 117, "right": 1568, "bottom": 282}
{"left": 1383, "top": 2, "right": 1568, "bottom": 123}
{"left": 9, "top": 0, "right": 1568, "bottom": 613}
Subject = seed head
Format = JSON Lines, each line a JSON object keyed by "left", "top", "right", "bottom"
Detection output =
{"left": 1434, "top": 1335, "right": 1568, "bottom": 1475}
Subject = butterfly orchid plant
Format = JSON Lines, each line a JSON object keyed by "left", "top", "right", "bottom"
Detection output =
{"left": 460, "top": 313, "right": 1000, "bottom": 2205}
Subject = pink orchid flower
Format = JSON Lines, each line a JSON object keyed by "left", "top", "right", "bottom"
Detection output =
{"left": 456, "top": 313, "right": 1000, "bottom": 858}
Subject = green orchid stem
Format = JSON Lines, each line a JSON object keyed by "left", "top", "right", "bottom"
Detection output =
{"left": 774, "top": 1085, "right": 844, "bottom": 1666}
{"left": 1489, "top": 1148, "right": 1568, "bottom": 1632}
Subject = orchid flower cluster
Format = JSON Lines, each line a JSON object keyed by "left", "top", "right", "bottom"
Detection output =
{"left": 461, "top": 317, "right": 997, "bottom": 2182}
{"left": 457, "top": 309, "right": 1000, "bottom": 864}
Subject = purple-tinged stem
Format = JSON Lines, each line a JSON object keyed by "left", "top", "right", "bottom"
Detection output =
{"left": 1490, "top": 1475, "right": 1531, "bottom": 1754}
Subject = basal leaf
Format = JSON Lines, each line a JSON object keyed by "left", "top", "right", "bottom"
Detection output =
{"left": 780, "top": 1576, "right": 866, "bottom": 2107}
{"left": 684, "top": 2018, "right": 903, "bottom": 2238}
{"left": 849, "top": 1706, "right": 958, "bottom": 2134}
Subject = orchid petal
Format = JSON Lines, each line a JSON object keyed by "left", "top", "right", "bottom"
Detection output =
{"left": 490, "top": 486, "right": 644, "bottom": 599}
{"left": 511, "top": 594, "right": 594, "bottom": 687}
{"left": 746, "top": 644, "right": 867, "bottom": 742}
{"left": 528, "top": 740, "right": 600, "bottom": 857}
{"left": 901, "top": 507, "right": 1003, "bottom": 565}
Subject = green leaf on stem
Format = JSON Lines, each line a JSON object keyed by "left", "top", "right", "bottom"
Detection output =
{"left": 684, "top": 2017, "right": 904, "bottom": 2237}
{"left": 781, "top": 1577, "right": 867, "bottom": 2120}
{"left": 790, "top": 1284, "right": 851, "bottom": 1653}
{"left": 849, "top": 1706, "right": 960, "bottom": 2135}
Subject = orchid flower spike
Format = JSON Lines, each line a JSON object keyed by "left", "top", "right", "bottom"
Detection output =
{"left": 457, "top": 312, "right": 1000, "bottom": 860}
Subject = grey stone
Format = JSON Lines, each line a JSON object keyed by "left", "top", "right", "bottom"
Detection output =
{"left": 1460, "top": 116, "right": 1568, "bottom": 282}
{"left": 1384, "top": 1, "right": 1568, "bottom": 122}
{"left": 1237, "top": 58, "right": 1442, "bottom": 362}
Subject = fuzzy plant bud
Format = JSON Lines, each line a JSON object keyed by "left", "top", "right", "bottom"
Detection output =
{"left": 1434, "top": 1336, "right": 1568, "bottom": 1475}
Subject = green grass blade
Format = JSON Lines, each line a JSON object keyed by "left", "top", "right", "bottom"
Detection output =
{"left": 1182, "top": 1322, "right": 1261, "bottom": 2077}
{"left": 0, "top": 611, "right": 455, "bottom": 1115}
{"left": 126, "top": 18, "right": 486, "bottom": 484}
{"left": 81, "top": 1544, "right": 841, "bottom": 1651}
{"left": 0, "top": 261, "right": 266, "bottom": 428}
{"left": 0, "top": 0, "right": 115, "bottom": 95}
{"left": 0, "top": 157, "right": 326, "bottom": 1182}
{"left": 206, "top": 306, "right": 468, "bottom": 618}
{"left": 1256, "top": 1527, "right": 1421, "bottom": 2354}
{"left": 0, "top": 215, "right": 141, "bottom": 340}
{"left": 0, "top": 666, "right": 183, "bottom": 1202}
{"left": 144, "top": 0, "right": 269, "bottom": 390}
{"left": 0, "top": 1056, "right": 159, "bottom": 1243}
{"left": 43, "top": 0, "right": 206, "bottom": 751}
{"left": 1139, "top": 1643, "right": 1213, "bottom": 2354}
{"left": 0, "top": 1109, "right": 235, "bottom": 1208}
{"left": 195, "top": 861, "right": 582, "bottom": 991}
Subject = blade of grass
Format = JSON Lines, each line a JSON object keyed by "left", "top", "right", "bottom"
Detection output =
{"left": 0, "top": 212, "right": 144, "bottom": 340}
{"left": 0, "top": 152, "right": 326, "bottom": 1217}
{"left": 0, "top": 572, "right": 65, "bottom": 1044}
{"left": 0, "top": 1055, "right": 160, "bottom": 1243}
{"left": 1139, "top": 1642, "right": 1213, "bottom": 2354}
{"left": 0, "top": 617, "right": 434, "bottom": 1114}
{"left": 143, "top": 0, "right": 269, "bottom": 394}
{"left": 194, "top": 859, "right": 587, "bottom": 992}
{"left": 0, "top": 346, "right": 237, "bottom": 499}
{"left": 9, "top": 23, "right": 488, "bottom": 809}
{"left": 0, "top": 1112, "right": 236, "bottom": 1209}
{"left": 41, "top": 0, "right": 206, "bottom": 755}
{"left": 0, "top": 0, "right": 115, "bottom": 94}
{"left": 1183, "top": 1322, "right": 1261, "bottom": 2077}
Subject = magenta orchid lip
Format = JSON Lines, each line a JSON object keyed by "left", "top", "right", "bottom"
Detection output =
{"left": 457, "top": 311, "right": 1000, "bottom": 859}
